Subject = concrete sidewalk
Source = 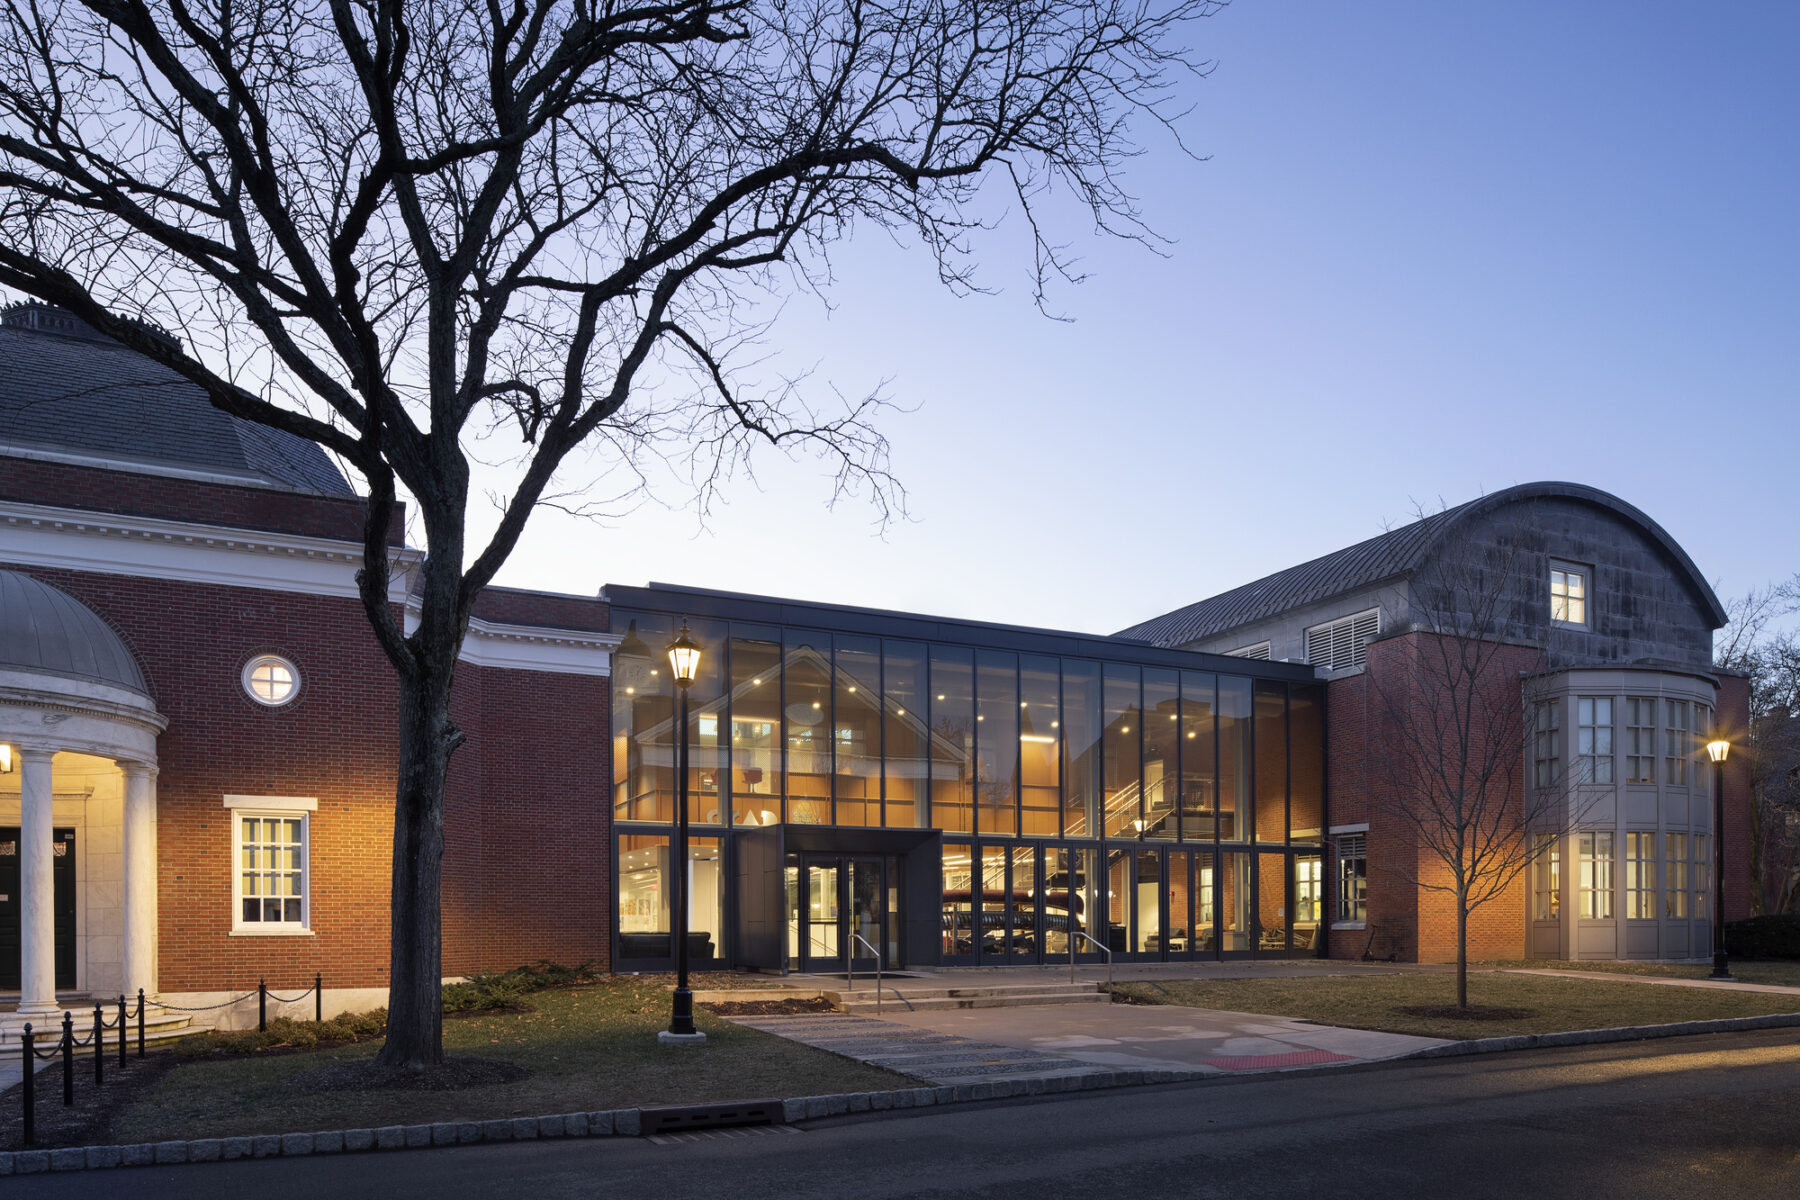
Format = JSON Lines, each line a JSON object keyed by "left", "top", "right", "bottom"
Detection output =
{"left": 1501, "top": 968, "right": 1800, "bottom": 996}
{"left": 730, "top": 1000, "right": 1444, "bottom": 1086}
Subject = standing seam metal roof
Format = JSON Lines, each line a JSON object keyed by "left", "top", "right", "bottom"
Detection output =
{"left": 0, "top": 568, "right": 150, "bottom": 694}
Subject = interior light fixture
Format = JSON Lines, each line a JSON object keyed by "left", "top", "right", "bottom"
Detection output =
{"left": 0, "top": 744, "right": 12, "bottom": 774}
{"left": 1120, "top": 725, "right": 1130, "bottom": 733}
{"left": 1020, "top": 735, "right": 1057, "bottom": 744}
{"left": 895, "top": 708, "right": 905, "bottom": 717}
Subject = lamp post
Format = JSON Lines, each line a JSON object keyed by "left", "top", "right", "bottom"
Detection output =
{"left": 660, "top": 621, "right": 707, "bottom": 1044}
{"left": 1707, "top": 738, "right": 1732, "bottom": 981}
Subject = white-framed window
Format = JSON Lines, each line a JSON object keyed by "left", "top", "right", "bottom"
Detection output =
{"left": 226, "top": 795, "right": 314, "bottom": 932}
{"left": 1305, "top": 610, "right": 1379, "bottom": 672}
{"left": 242, "top": 654, "right": 301, "bottom": 707}
{"left": 1577, "top": 831, "right": 1614, "bottom": 920}
{"left": 1693, "top": 834, "right": 1710, "bottom": 920}
{"left": 1664, "top": 832, "right": 1689, "bottom": 918}
{"left": 1624, "top": 831, "right": 1656, "bottom": 919}
{"left": 1575, "top": 697, "right": 1613, "bottom": 783}
{"left": 1533, "top": 833, "right": 1561, "bottom": 921}
{"left": 1534, "top": 699, "right": 1561, "bottom": 789}
{"left": 1664, "top": 699, "right": 1690, "bottom": 787}
{"left": 1550, "top": 562, "right": 1589, "bottom": 627}
{"left": 1295, "top": 856, "right": 1323, "bottom": 923}
{"left": 1335, "top": 833, "right": 1367, "bottom": 923}
{"left": 1226, "top": 641, "right": 1272, "bottom": 660}
{"left": 1624, "top": 698, "right": 1657, "bottom": 783}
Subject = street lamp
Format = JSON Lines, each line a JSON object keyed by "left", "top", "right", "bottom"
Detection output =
{"left": 1707, "top": 738, "right": 1732, "bottom": 981}
{"left": 660, "top": 620, "right": 707, "bottom": 1044}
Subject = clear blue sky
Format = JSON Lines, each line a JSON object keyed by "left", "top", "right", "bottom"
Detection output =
{"left": 488, "top": 1, "right": 1799, "bottom": 636}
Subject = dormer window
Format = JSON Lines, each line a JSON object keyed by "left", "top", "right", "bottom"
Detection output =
{"left": 1550, "top": 562, "right": 1589, "bottom": 628}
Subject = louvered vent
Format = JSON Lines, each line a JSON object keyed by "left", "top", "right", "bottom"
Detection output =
{"left": 1305, "top": 609, "right": 1379, "bottom": 671}
{"left": 1227, "top": 641, "right": 1272, "bottom": 660}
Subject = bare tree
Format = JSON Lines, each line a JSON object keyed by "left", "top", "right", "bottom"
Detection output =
{"left": 1371, "top": 508, "right": 1582, "bottom": 1008}
{"left": 1716, "top": 576, "right": 1800, "bottom": 914}
{"left": 0, "top": 0, "right": 1219, "bottom": 1066}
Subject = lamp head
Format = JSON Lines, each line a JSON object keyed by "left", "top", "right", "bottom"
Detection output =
{"left": 667, "top": 621, "right": 702, "bottom": 689}
{"left": 1706, "top": 738, "right": 1731, "bottom": 764}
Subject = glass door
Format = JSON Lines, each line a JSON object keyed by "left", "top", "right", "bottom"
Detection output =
{"left": 796, "top": 855, "right": 896, "bottom": 973}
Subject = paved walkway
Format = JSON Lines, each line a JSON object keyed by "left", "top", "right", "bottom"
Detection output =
{"left": 1502, "top": 968, "right": 1800, "bottom": 996}
{"left": 731, "top": 1000, "right": 1443, "bottom": 1086}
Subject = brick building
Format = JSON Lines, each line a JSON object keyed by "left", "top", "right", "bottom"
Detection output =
{"left": 0, "top": 303, "right": 1753, "bottom": 1025}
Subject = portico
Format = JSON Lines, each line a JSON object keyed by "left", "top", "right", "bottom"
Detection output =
{"left": 0, "top": 569, "right": 166, "bottom": 1023}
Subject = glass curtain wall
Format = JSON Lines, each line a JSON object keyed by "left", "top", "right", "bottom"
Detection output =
{"left": 610, "top": 608, "right": 1324, "bottom": 964}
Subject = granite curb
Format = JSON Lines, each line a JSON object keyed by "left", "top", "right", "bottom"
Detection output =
{"left": 1402, "top": 1009, "right": 1800, "bottom": 1060}
{"left": 0, "top": 1066, "right": 1204, "bottom": 1175}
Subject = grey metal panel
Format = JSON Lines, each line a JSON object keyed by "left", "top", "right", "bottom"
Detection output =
{"left": 1664, "top": 924, "right": 1691, "bottom": 959}
{"left": 731, "top": 826, "right": 785, "bottom": 971}
{"left": 1625, "top": 924, "right": 1659, "bottom": 957}
{"left": 1624, "top": 791, "right": 1657, "bottom": 824}
{"left": 904, "top": 834, "right": 944, "bottom": 969}
{"left": 1576, "top": 924, "right": 1618, "bottom": 957}
{"left": 1663, "top": 790, "right": 1692, "bottom": 826}
{"left": 1530, "top": 923, "right": 1563, "bottom": 958}
{"left": 0, "top": 568, "right": 148, "bottom": 693}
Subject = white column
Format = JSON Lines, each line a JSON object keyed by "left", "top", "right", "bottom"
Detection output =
{"left": 17, "top": 745, "right": 58, "bottom": 1016}
{"left": 120, "top": 760, "right": 159, "bottom": 999}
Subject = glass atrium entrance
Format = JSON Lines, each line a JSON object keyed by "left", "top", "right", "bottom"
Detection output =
{"left": 788, "top": 854, "right": 901, "bottom": 973}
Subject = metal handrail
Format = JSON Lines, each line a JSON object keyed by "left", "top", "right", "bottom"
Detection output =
{"left": 847, "top": 932, "right": 884, "bottom": 1015}
{"left": 1069, "top": 930, "right": 1114, "bottom": 990}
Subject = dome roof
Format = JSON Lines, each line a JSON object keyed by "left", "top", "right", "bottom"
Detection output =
{"left": 0, "top": 569, "right": 149, "bottom": 694}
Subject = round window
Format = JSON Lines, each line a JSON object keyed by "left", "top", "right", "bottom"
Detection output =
{"left": 242, "top": 654, "right": 300, "bottom": 707}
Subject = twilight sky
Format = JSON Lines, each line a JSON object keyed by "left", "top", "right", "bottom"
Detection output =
{"left": 483, "top": 1, "right": 1799, "bottom": 637}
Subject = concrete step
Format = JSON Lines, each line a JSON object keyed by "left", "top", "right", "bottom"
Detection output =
{"left": 831, "top": 982, "right": 1102, "bottom": 1002}
{"left": 1, "top": 1006, "right": 210, "bottom": 1049}
{"left": 835, "top": 990, "right": 1113, "bottom": 1014}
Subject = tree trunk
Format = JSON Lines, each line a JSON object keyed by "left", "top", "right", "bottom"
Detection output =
{"left": 372, "top": 659, "right": 458, "bottom": 1069}
{"left": 1456, "top": 889, "right": 1469, "bottom": 1009}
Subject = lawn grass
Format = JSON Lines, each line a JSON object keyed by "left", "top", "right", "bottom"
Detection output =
{"left": 111, "top": 977, "right": 910, "bottom": 1143}
{"left": 1113, "top": 970, "right": 1800, "bottom": 1041}
{"left": 1486, "top": 959, "right": 1800, "bottom": 989}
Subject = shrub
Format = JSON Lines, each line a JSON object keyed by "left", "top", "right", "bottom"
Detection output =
{"left": 441, "top": 960, "right": 601, "bottom": 1014}
{"left": 177, "top": 1009, "right": 389, "bottom": 1058}
{"left": 1725, "top": 914, "right": 1800, "bottom": 959}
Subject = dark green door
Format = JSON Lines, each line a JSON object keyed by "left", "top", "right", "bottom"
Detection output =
{"left": 0, "top": 827, "right": 77, "bottom": 990}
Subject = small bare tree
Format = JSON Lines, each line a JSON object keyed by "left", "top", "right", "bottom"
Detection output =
{"left": 1371, "top": 506, "right": 1583, "bottom": 1008}
{"left": 0, "top": 0, "right": 1219, "bottom": 1066}
{"left": 1716, "top": 576, "right": 1800, "bottom": 914}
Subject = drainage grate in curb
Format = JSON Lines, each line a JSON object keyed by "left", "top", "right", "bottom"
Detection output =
{"left": 647, "top": 1126, "right": 804, "bottom": 1146}
{"left": 639, "top": 1098, "right": 784, "bottom": 1134}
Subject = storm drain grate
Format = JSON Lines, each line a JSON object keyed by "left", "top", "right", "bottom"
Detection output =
{"left": 640, "top": 1098, "right": 785, "bottom": 1134}
{"left": 647, "top": 1125, "right": 804, "bottom": 1146}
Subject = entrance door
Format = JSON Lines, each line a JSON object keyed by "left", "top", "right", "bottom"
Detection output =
{"left": 0, "top": 827, "right": 77, "bottom": 990}
{"left": 794, "top": 855, "right": 899, "bottom": 972}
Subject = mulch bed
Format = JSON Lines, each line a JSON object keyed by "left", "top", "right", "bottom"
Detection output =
{"left": 1393, "top": 1004, "right": 1539, "bottom": 1021}
{"left": 291, "top": 1057, "right": 533, "bottom": 1094}
{"left": 697, "top": 998, "right": 837, "bottom": 1016}
{"left": 0, "top": 1049, "right": 180, "bottom": 1151}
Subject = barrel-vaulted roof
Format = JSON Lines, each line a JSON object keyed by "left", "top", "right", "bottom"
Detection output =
{"left": 0, "top": 569, "right": 149, "bottom": 694}
{"left": 1115, "top": 482, "right": 1728, "bottom": 647}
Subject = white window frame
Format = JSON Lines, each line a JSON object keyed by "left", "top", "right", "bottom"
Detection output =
{"left": 1304, "top": 610, "right": 1379, "bottom": 672}
{"left": 225, "top": 794, "right": 315, "bottom": 935}
{"left": 1333, "top": 831, "right": 1368, "bottom": 926}
{"left": 241, "top": 653, "right": 301, "bottom": 707}
{"left": 1574, "top": 696, "right": 1613, "bottom": 784}
{"left": 1549, "top": 561, "right": 1590, "bottom": 629}
{"left": 1624, "top": 697, "right": 1657, "bottom": 784}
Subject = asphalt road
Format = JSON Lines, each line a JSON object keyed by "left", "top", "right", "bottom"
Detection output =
{"left": 23, "top": 1029, "right": 1800, "bottom": 1199}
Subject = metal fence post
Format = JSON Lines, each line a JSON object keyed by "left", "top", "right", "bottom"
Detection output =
{"left": 258, "top": 978, "right": 267, "bottom": 1032}
{"left": 137, "top": 988, "right": 146, "bottom": 1058}
{"left": 61, "top": 1012, "right": 73, "bottom": 1106}
{"left": 315, "top": 971, "right": 323, "bottom": 1023}
{"left": 118, "top": 994, "right": 127, "bottom": 1069}
{"left": 21, "top": 1023, "right": 34, "bottom": 1147}
{"left": 92, "top": 1002, "right": 104, "bottom": 1086}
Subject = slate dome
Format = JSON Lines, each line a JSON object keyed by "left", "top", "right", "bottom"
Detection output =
{"left": 0, "top": 569, "right": 149, "bottom": 694}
